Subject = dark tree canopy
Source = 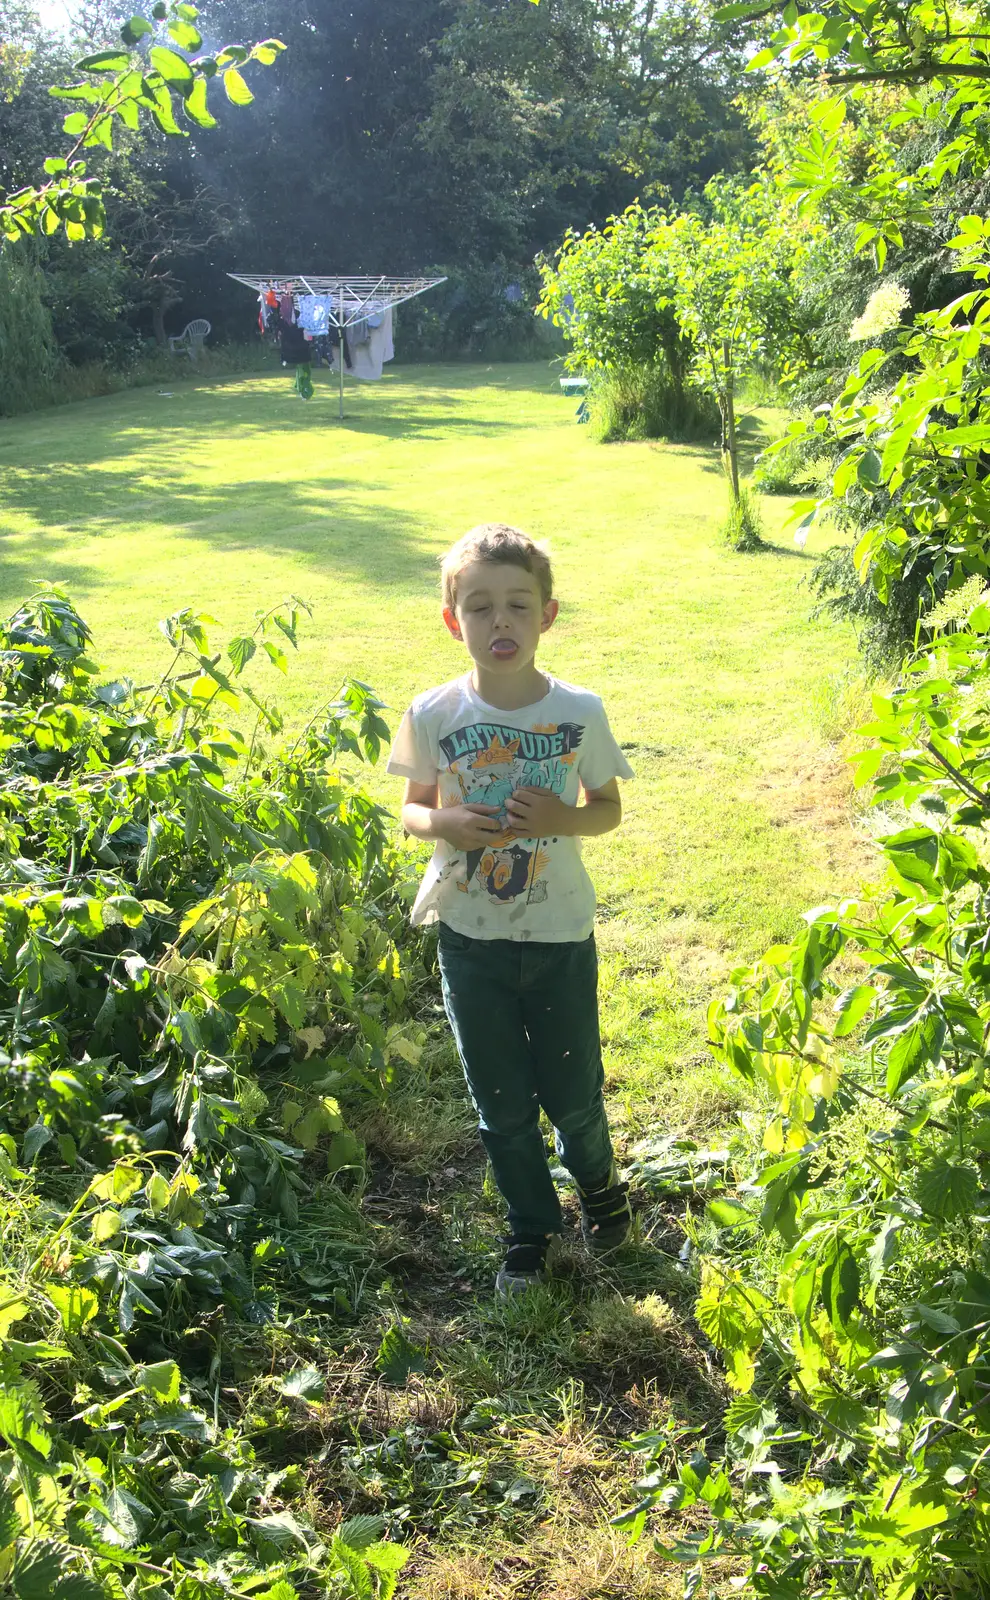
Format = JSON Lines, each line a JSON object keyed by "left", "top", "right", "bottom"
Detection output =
{"left": 0, "top": 0, "right": 758, "bottom": 348}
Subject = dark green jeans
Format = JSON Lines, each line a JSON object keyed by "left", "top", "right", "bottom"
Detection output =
{"left": 437, "top": 922, "right": 615, "bottom": 1237}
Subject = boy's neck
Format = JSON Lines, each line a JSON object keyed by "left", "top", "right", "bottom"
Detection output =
{"left": 470, "top": 662, "right": 549, "bottom": 711}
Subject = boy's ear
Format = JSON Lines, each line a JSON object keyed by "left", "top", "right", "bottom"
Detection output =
{"left": 540, "top": 598, "right": 560, "bottom": 633}
{"left": 442, "top": 605, "right": 463, "bottom": 641}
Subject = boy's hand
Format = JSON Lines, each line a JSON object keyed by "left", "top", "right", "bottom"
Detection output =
{"left": 505, "top": 786, "right": 575, "bottom": 837}
{"left": 437, "top": 803, "right": 504, "bottom": 850}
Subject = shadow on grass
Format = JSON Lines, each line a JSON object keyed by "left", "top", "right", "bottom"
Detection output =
{"left": 0, "top": 462, "right": 444, "bottom": 598}
{"left": 662, "top": 409, "right": 774, "bottom": 481}
{"left": 0, "top": 362, "right": 565, "bottom": 606}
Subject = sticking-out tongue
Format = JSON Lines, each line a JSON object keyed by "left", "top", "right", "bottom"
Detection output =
{"left": 491, "top": 639, "right": 517, "bottom": 657}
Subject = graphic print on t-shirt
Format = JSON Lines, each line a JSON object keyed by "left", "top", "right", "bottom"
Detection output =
{"left": 437, "top": 718, "right": 585, "bottom": 905}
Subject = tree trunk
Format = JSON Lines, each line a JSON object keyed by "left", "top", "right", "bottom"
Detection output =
{"left": 723, "top": 339, "right": 740, "bottom": 502}
{"left": 151, "top": 288, "right": 168, "bottom": 349}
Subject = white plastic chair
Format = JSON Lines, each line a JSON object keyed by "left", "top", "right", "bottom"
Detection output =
{"left": 169, "top": 319, "right": 211, "bottom": 360}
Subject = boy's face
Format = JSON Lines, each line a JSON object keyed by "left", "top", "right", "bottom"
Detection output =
{"left": 443, "top": 560, "right": 558, "bottom": 677}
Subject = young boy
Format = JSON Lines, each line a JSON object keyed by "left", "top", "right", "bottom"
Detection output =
{"left": 386, "top": 523, "right": 633, "bottom": 1295}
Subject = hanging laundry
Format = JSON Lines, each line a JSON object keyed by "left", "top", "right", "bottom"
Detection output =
{"left": 347, "top": 313, "right": 391, "bottom": 381}
{"left": 297, "top": 294, "right": 332, "bottom": 336}
{"left": 280, "top": 291, "right": 294, "bottom": 324}
{"left": 280, "top": 320, "right": 310, "bottom": 366}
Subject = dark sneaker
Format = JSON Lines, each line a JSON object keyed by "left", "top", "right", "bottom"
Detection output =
{"left": 577, "top": 1163, "right": 632, "bottom": 1253}
{"left": 496, "top": 1233, "right": 552, "bottom": 1297}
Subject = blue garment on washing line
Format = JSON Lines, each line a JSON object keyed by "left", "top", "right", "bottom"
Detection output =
{"left": 297, "top": 295, "right": 332, "bottom": 336}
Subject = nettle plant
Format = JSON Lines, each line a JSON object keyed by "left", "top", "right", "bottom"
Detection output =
{"left": 0, "top": 586, "right": 421, "bottom": 1597}
{"left": 617, "top": 582, "right": 990, "bottom": 1596}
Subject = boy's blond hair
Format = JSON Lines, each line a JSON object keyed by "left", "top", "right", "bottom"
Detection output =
{"left": 441, "top": 523, "right": 553, "bottom": 610}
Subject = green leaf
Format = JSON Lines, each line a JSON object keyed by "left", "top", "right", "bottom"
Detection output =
{"left": 10, "top": 1542, "right": 64, "bottom": 1599}
{"left": 120, "top": 16, "right": 153, "bottom": 45}
{"left": 150, "top": 46, "right": 195, "bottom": 90}
{"left": 833, "top": 983, "right": 876, "bottom": 1037}
{"left": 723, "top": 1394, "right": 777, "bottom": 1444}
{"left": 706, "top": 1198, "right": 749, "bottom": 1229}
{"left": 145, "top": 1171, "right": 170, "bottom": 1213}
{"left": 136, "top": 1359, "right": 180, "bottom": 1402}
{"left": 112, "top": 1163, "right": 143, "bottom": 1202}
{"left": 228, "top": 635, "right": 257, "bottom": 674}
{"left": 50, "top": 1576, "right": 105, "bottom": 1600}
{"left": 915, "top": 1158, "right": 980, "bottom": 1221}
{"left": 278, "top": 1367, "right": 325, "bottom": 1400}
{"left": 168, "top": 19, "right": 202, "bottom": 50}
{"left": 0, "top": 1480, "right": 20, "bottom": 1546}
{"left": 376, "top": 1323, "right": 426, "bottom": 1385}
{"left": 138, "top": 1404, "right": 210, "bottom": 1438}
{"left": 0, "top": 1388, "right": 51, "bottom": 1461}
{"left": 223, "top": 66, "right": 253, "bottom": 105}
{"left": 183, "top": 73, "right": 217, "bottom": 127}
{"left": 77, "top": 51, "right": 131, "bottom": 71}
{"left": 106, "top": 893, "right": 144, "bottom": 927}
{"left": 820, "top": 1240, "right": 860, "bottom": 1335}
{"left": 886, "top": 1012, "right": 945, "bottom": 1095}
{"left": 22, "top": 1123, "right": 52, "bottom": 1165}
{"left": 338, "top": 1514, "right": 386, "bottom": 1551}
{"left": 87, "top": 1487, "right": 151, "bottom": 1548}
{"left": 91, "top": 1210, "right": 120, "bottom": 1244}
{"left": 867, "top": 1215, "right": 904, "bottom": 1291}
{"left": 48, "top": 1283, "right": 98, "bottom": 1334}
{"left": 884, "top": 827, "right": 940, "bottom": 893}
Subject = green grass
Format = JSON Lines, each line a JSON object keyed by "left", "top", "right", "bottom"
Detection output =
{"left": 0, "top": 359, "right": 863, "bottom": 1594}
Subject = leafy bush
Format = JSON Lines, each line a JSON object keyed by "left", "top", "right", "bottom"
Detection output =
{"left": 752, "top": 424, "right": 827, "bottom": 494}
{"left": 810, "top": 538, "right": 933, "bottom": 674}
{"left": 616, "top": 581, "right": 990, "bottom": 1597}
{"left": 0, "top": 585, "right": 418, "bottom": 1597}
{"left": 588, "top": 364, "right": 719, "bottom": 443}
{"left": 538, "top": 205, "right": 688, "bottom": 378}
{"left": 1, "top": 342, "right": 278, "bottom": 418}
{"left": 395, "top": 262, "right": 553, "bottom": 362}
{"left": 0, "top": 243, "right": 62, "bottom": 415}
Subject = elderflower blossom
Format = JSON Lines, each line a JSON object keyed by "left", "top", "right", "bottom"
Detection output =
{"left": 848, "top": 281, "right": 911, "bottom": 342}
{"left": 926, "top": 574, "right": 990, "bottom": 631}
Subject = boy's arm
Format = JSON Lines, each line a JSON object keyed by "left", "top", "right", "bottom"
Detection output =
{"left": 401, "top": 779, "right": 503, "bottom": 849}
{"left": 505, "top": 778, "right": 622, "bottom": 839}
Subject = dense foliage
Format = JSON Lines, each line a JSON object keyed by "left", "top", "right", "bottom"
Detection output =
{"left": 617, "top": 582, "right": 990, "bottom": 1597}
{"left": 0, "top": 584, "right": 424, "bottom": 1597}
{"left": 539, "top": 176, "right": 802, "bottom": 539}
{"left": 0, "top": 0, "right": 761, "bottom": 386}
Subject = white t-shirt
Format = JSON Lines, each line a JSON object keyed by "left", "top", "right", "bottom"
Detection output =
{"left": 386, "top": 674, "right": 633, "bottom": 942}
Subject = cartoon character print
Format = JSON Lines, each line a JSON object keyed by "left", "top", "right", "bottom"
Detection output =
{"left": 437, "top": 719, "right": 585, "bottom": 906}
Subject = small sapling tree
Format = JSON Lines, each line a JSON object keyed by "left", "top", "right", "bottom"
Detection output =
{"left": 649, "top": 179, "right": 804, "bottom": 545}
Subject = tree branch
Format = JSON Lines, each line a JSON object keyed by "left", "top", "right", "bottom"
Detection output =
{"left": 923, "top": 739, "right": 990, "bottom": 814}
{"left": 827, "top": 61, "right": 990, "bottom": 83}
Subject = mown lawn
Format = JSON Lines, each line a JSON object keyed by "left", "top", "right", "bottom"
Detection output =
{"left": 0, "top": 360, "right": 862, "bottom": 1594}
